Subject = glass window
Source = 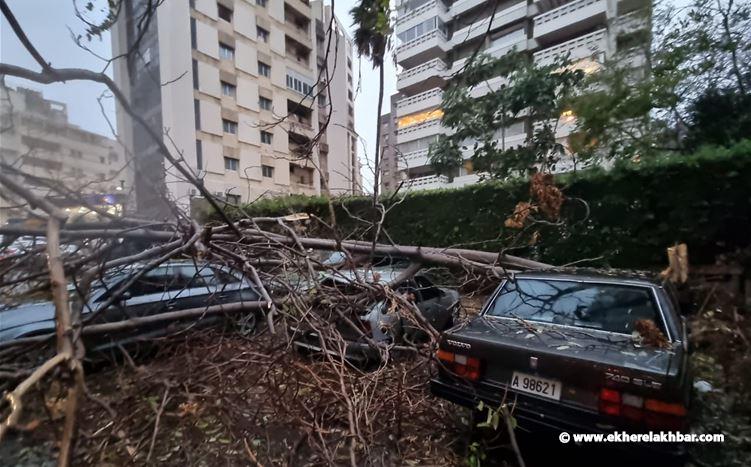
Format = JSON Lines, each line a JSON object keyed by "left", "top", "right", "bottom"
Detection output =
{"left": 218, "top": 3, "right": 233, "bottom": 22}
{"left": 221, "top": 81, "right": 236, "bottom": 97}
{"left": 258, "top": 61, "right": 271, "bottom": 77}
{"left": 256, "top": 0, "right": 267, "bottom": 7}
{"left": 486, "top": 279, "right": 664, "bottom": 336}
{"left": 222, "top": 119, "right": 238, "bottom": 134}
{"left": 260, "top": 131, "right": 273, "bottom": 144}
{"left": 219, "top": 42, "right": 235, "bottom": 60}
{"left": 257, "top": 26, "right": 269, "bottom": 42}
{"left": 262, "top": 164, "right": 274, "bottom": 177}
{"left": 259, "top": 96, "right": 272, "bottom": 110}
{"left": 224, "top": 156, "right": 239, "bottom": 171}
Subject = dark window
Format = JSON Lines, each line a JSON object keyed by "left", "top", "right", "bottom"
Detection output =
{"left": 260, "top": 131, "right": 273, "bottom": 144}
{"left": 258, "top": 61, "right": 271, "bottom": 77}
{"left": 259, "top": 96, "right": 272, "bottom": 110}
{"left": 192, "top": 59, "right": 199, "bottom": 89}
{"left": 226, "top": 193, "right": 241, "bottom": 204}
{"left": 486, "top": 279, "right": 664, "bottom": 336}
{"left": 257, "top": 26, "right": 269, "bottom": 42}
{"left": 415, "top": 276, "right": 442, "bottom": 300}
{"left": 224, "top": 156, "right": 239, "bottom": 170}
{"left": 219, "top": 42, "right": 235, "bottom": 60}
{"left": 196, "top": 140, "right": 203, "bottom": 170}
{"left": 218, "top": 3, "right": 233, "bottom": 22}
{"left": 256, "top": 0, "right": 267, "bottom": 7}
{"left": 221, "top": 81, "right": 236, "bottom": 96}
{"left": 262, "top": 164, "right": 274, "bottom": 177}
{"left": 222, "top": 119, "right": 238, "bottom": 134}
{"left": 194, "top": 99, "right": 201, "bottom": 129}
{"left": 190, "top": 18, "right": 197, "bottom": 49}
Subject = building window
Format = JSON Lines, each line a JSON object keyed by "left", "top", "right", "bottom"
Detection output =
{"left": 258, "top": 61, "right": 271, "bottom": 77}
{"left": 194, "top": 99, "right": 201, "bottom": 129}
{"left": 192, "top": 59, "right": 199, "bottom": 89}
{"left": 257, "top": 26, "right": 269, "bottom": 43}
{"left": 318, "top": 94, "right": 327, "bottom": 106}
{"left": 262, "top": 164, "right": 274, "bottom": 178}
{"left": 190, "top": 18, "right": 197, "bottom": 49}
{"left": 222, "top": 119, "right": 238, "bottom": 134}
{"left": 221, "top": 81, "right": 236, "bottom": 97}
{"left": 226, "top": 193, "right": 241, "bottom": 204}
{"left": 196, "top": 140, "right": 203, "bottom": 170}
{"left": 256, "top": 0, "right": 267, "bottom": 7}
{"left": 224, "top": 156, "right": 239, "bottom": 171}
{"left": 219, "top": 42, "right": 235, "bottom": 60}
{"left": 218, "top": 3, "right": 233, "bottom": 22}
{"left": 259, "top": 96, "right": 272, "bottom": 110}
{"left": 286, "top": 74, "right": 314, "bottom": 96}
{"left": 260, "top": 130, "right": 273, "bottom": 144}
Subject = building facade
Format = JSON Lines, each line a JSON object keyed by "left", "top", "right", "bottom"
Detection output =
{"left": 111, "top": 0, "right": 359, "bottom": 218}
{"left": 387, "top": 0, "right": 648, "bottom": 191}
{"left": 0, "top": 85, "right": 128, "bottom": 225}
{"left": 378, "top": 93, "right": 401, "bottom": 192}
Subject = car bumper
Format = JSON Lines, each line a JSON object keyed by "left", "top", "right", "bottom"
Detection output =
{"left": 430, "top": 377, "right": 686, "bottom": 457}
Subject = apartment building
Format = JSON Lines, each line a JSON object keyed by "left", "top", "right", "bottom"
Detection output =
{"left": 386, "top": 0, "right": 648, "bottom": 192}
{"left": 311, "top": 1, "right": 362, "bottom": 194}
{"left": 378, "top": 94, "right": 402, "bottom": 191}
{"left": 0, "top": 85, "right": 128, "bottom": 225}
{"left": 111, "top": 0, "right": 359, "bottom": 218}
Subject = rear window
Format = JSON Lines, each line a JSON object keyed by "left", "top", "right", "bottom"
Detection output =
{"left": 486, "top": 279, "right": 664, "bottom": 336}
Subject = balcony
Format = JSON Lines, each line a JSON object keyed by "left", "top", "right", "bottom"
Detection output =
{"left": 533, "top": 0, "right": 608, "bottom": 44}
{"left": 451, "top": 28, "right": 530, "bottom": 75}
{"left": 396, "top": 30, "right": 450, "bottom": 68}
{"left": 397, "top": 58, "right": 448, "bottom": 93}
{"left": 534, "top": 28, "right": 608, "bottom": 66}
{"left": 451, "top": 1, "right": 529, "bottom": 47}
{"left": 397, "top": 119, "right": 442, "bottom": 144}
{"left": 396, "top": 0, "right": 450, "bottom": 31}
{"left": 396, "top": 149, "right": 431, "bottom": 170}
{"left": 396, "top": 87, "right": 443, "bottom": 117}
{"left": 404, "top": 174, "right": 450, "bottom": 191}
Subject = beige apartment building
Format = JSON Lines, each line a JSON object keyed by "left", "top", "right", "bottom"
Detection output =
{"left": 382, "top": 0, "right": 649, "bottom": 192}
{"left": 111, "top": 0, "right": 359, "bottom": 218}
{"left": 0, "top": 84, "right": 128, "bottom": 225}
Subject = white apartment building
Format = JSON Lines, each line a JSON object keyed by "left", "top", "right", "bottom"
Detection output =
{"left": 111, "top": 0, "right": 359, "bottom": 218}
{"left": 0, "top": 85, "right": 129, "bottom": 225}
{"left": 388, "top": 0, "right": 648, "bottom": 192}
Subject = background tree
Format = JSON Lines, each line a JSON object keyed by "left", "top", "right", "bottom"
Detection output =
{"left": 429, "top": 51, "right": 584, "bottom": 180}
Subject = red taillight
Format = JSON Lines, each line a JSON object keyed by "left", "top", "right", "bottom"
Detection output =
{"left": 437, "top": 349, "right": 481, "bottom": 381}
{"left": 598, "top": 388, "right": 687, "bottom": 429}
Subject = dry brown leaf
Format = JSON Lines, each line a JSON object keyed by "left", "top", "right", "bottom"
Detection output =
{"left": 504, "top": 202, "right": 537, "bottom": 229}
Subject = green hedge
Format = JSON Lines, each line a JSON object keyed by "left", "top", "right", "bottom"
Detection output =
{"left": 221, "top": 140, "right": 751, "bottom": 268}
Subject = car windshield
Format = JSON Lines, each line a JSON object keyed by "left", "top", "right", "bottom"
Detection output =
{"left": 486, "top": 278, "right": 664, "bottom": 336}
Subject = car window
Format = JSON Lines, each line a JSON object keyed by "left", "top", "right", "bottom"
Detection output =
{"left": 414, "top": 276, "right": 442, "bottom": 301}
{"left": 486, "top": 279, "right": 664, "bottom": 336}
{"left": 208, "top": 267, "right": 241, "bottom": 285}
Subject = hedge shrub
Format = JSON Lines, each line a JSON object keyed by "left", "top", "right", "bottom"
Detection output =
{"left": 221, "top": 140, "right": 751, "bottom": 268}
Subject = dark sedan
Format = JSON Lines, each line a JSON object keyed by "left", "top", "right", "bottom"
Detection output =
{"left": 431, "top": 269, "right": 691, "bottom": 454}
{"left": 0, "top": 261, "right": 260, "bottom": 351}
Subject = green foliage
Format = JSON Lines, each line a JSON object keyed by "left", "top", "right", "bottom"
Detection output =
{"left": 223, "top": 141, "right": 751, "bottom": 268}
{"left": 349, "top": 0, "right": 391, "bottom": 67}
{"left": 429, "top": 51, "right": 585, "bottom": 179}
{"left": 684, "top": 87, "right": 751, "bottom": 151}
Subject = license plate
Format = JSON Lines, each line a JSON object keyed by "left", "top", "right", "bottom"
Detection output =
{"left": 510, "top": 371, "right": 562, "bottom": 400}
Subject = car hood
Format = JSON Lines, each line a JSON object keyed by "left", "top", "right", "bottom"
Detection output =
{"left": 0, "top": 301, "right": 56, "bottom": 332}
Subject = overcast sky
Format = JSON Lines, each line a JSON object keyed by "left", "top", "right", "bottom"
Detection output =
{"left": 0, "top": 0, "right": 397, "bottom": 190}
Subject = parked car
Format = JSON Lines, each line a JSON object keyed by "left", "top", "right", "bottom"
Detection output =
{"left": 431, "top": 269, "right": 691, "bottom": 453}
{"left": 0, "top": 261, "right": 260, "bottom": 352}
{"left": 291, "top": 266, "right": 460, "bottom": 362}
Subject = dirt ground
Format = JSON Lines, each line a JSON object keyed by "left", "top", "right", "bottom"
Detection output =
{"left": 3, "top": 286, "right": 751, "bottom": 466}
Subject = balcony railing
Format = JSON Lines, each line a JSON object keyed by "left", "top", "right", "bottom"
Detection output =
{"left": 533, "top": 0, "right": 607, "bottom": 38}
{"left": 397, "top": 149, "right": 431, "bottom": 169}
{"left": 397, "top": 87, "right": 442, "bottom": 113}
{"left": 397, "top": 118, "right": 442, "bottom": 140}
{"left": 397, "top": 0, "right": 447, "bottom": 26}
{"left": 405, "top": 174, "right": 449, "bottom": 190}
{"left": 534, "top": 28, "right": 607, "bottom": 66}
{"left": 451, "top": 1, "right": 528, "bottom": 46}
{"left": 397, "top": 58, "right": 448, "bottom": 89}
{"left": 396, "top": 29, "right": 448, "bottom": 59}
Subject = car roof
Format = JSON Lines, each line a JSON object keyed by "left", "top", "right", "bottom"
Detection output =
{"left": 321, "top": 265, "right": 425, "bottom": 285}
{"left": 514, "top": 267, "right": 665, "bottom": 287}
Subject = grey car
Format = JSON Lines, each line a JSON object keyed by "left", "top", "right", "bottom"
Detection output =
{"left": 0, "top": 261, "right": 260, "bottom": 351}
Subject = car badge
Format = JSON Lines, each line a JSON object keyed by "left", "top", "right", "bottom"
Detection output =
{"left": 529, "top": 356, "right": 538, "bottom": 370}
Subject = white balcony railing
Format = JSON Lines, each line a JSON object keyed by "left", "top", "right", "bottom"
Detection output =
{"left": 396, "top": 30, "right": 449, "bottom": 63}
{"left": 533, "top": 0, "right": 607, "bottom": 39}
{"left": 396, "top": 87, "right": 443, "bottom": 116}
{"left": 451, "top": 1, "right": 528, "bottom": 46}
{"left": 405, "top": 174, "right": 449, "bottom": 190}
{"left": 396, "top": 0, "right": 449, "bottom": 28}
{"left": 397, "top": 119, "right": 443, "bottom": 143}
{"left": 397, "top": 58, "right": 448, "bottom": 90}
{"left": 397, "top": 149, "right": 431, "bottom": 170}
{"left": 534, "top": 28, "right": 607, "bottom": 66}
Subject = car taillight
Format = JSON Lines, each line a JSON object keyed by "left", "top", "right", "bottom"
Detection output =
{"left": 598, "top": 388, "right": 687, "bottom": 429}
{"left": 436, "top": 349, "right": 482, "bottom": 381}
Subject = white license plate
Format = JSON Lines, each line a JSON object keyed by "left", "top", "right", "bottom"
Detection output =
{"left": 510, "top": 371, "right": 562, "bottom": 401}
